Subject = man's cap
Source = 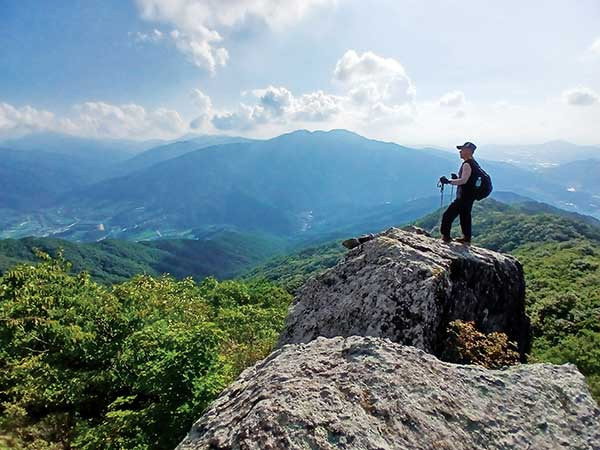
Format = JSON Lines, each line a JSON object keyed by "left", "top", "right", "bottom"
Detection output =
{"left": 457, "top": 141, "right": 476, "bottom": 151}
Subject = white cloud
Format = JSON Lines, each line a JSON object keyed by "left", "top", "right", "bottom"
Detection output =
{"left": 212, "top": 103, "right": 265, "bottom": 130}
{"left": 0, "top": 100, "right": 187, "bottom": 140}
{"left": 168, "top": 28, "right": 228, "bottom": 73}
{"left": 211, "top": 50, "right": 417, "bottom": 131}
{"left": 252, "top": 86, "right": 294, "bottom": 117}
{"left": 132, "top": 28, "right": 164, "bottom": 43}
{"left": 293, "top": 90, "right": 343, "bottom": 122}
{"left": 334, "top": 50, "right": 416, "bottom": 106}
{"left": 0, "top": 102, "right": 56, "bottom": 137}
{"left": 69, "top": 102, "right": 187, "bottom": 139}
{"left": 563, "top": 87, "right": 599, "bottom": 106}
{"left": 212, "top": 85, "right": 343, "bottom": 130}
{"left": 369, "top": 102, "right": 414, "bottom": 124}
{"left": 190, "top": 88, "right": 213, "bottom": 129}
{"left": 133, "top": 0, "right": 337, "bottom": 73}
{"left": 439, "top": 90, "right": 466, "bottom": 108}
{"left": 191, "top": 88, "right": 212, "bottom": 112}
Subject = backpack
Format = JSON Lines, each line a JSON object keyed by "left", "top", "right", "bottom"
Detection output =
{"left": 471, "top": 160, "right": 493, "bottom": 201}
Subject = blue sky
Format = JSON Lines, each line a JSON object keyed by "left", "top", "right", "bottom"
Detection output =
{"left": 1, "top": 0, "right": 599, "bottom": 145}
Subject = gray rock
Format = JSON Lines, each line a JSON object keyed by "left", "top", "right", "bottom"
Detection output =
{"left": 278, "top": 227, "right": 531, "bottom": 359}
{"left": 177, "top": 336, "right": 600, "bottom": 450}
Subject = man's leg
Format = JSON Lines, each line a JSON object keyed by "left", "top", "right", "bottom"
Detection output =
{"left": 458, "top": 198, "right": 475, "bottom": 240}
{"left": 440, "top": 200, "right": 461, "bottom": 238}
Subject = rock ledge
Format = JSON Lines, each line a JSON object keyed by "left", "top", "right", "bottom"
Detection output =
{"left": 177, "top": 336, "right": 600, "bottom": 450}
{"left": 278, "top": 227, "right": 531, "bottom": 358}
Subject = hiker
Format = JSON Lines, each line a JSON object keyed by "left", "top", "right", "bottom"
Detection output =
{"left": 438, "top": 141, "right": 479, "bottom": 244}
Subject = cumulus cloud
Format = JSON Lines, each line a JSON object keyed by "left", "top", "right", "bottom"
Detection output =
{"left": 334, "top": 50, "right": 416, "bottom": 106}
{"left": 190, "top": 88, "right": 213, "bottom": 129}
{"left": 212, "top": 85, "right": 343, "bottom": 130}
{"left": 293, "top": 90, "right": 343, "bottom": 122}
{"left": 0, "top": 100, "right": 187, "bottom": 140}
{"left": 0, "top": 102, "right": 56, "bottom": 137}
{"left": 252, "top": 86, "right": 294, "bottom": 117}
{"left": 563, "top": 87, "right": 599, "bottom": 106}
{"left": 70, "top": 102, "right": 187, "bottom": 139}
{"left": 331, "top": 50, "right": 417, "bottom": 125}
{"left": 439, "top": 90, "right": 466, "bottom": 108}
{"left": 168, "top": 28, "right": 228, "bottom": 72}
{"left": 133, "top": 0, "right": 336, "bottom": 73}
{"left": 211, "top": 50, "right": 416, "bottom": 131}
{"left": 212, "top": 103, "right": 266, "bottom": 130}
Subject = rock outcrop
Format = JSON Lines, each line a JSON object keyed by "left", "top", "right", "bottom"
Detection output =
{"left": 278, "top": 227, "right": 531, "bottom": 359}
{"left": 176, "top": 227, "right": 600, "bottom": 449}
{"left": 177, "top": 336, "right": 600, "bottom": 450}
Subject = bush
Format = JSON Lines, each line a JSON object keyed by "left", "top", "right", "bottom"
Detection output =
{"left": 442, "top": 320, "right": 520, "bottom": 369}
{"left": 0, "top": 253, "right": 291, "bottom": 449}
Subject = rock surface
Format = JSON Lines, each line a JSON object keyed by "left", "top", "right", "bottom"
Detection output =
{"left": 177, "top": 336, "right": 600, "bottom": 450}
{"left": 277, "top": 227, "right": 531, "bottom": 358}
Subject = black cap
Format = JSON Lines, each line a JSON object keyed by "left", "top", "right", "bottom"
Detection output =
{"left": 457, "top": 141, "right": 476, "bottom": 151}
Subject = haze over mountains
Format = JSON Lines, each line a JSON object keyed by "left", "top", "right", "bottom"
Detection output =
{"left": 476, "top": 141, "right": 600, "bottom": 167}
{"left": 1, "top": 129, "right": 599, "bottom": 243}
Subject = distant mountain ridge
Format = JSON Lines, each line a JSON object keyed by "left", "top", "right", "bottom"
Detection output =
{"left": 110, "top": 135, "right": 255, "bottom": 177}
{"left": 0, "top": 131, "right": 159, "bottom": 162}
{"left": 2, "top": 129, "right": 600, "bottom": 241}
{"left": 475, "top": 140, "right": 600, "bottom": 167}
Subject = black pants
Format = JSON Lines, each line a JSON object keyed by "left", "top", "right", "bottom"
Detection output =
{"left": 440, "top": 196, "right": 475, "bottom": 239}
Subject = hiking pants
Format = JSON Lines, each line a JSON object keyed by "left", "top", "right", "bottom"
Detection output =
{"left": 440, "top": 196, "right": 475, "bottom": 239}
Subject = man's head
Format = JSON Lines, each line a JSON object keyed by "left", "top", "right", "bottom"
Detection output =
{"left": 457, "top": 141, "right": 476, "bottom": 160}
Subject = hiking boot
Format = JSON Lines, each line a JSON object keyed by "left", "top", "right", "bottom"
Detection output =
{"left": 456, "top": 237, "right": 471, "bottom": 245}
{"left": 440, "top": 235, "right": 452, "bottom": 243}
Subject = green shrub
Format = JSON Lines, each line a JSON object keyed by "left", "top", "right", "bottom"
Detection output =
{"left": 0, "top": 253, "right": 291, "bottom": 449}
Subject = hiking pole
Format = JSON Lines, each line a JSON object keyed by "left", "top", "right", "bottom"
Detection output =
{"left": 450, "top": 173, "right": 457, "bottom": 201}
{"left": 430, "top": 180, "right": 445, "bottom": 236}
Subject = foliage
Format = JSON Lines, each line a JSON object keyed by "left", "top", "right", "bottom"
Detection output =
{"left": 0, "top": 253, "right": 291, "bottom": 449}
{"left": 244, "top": 241, "right": 344, "bottom": 293}
{"left": 414, "top": 198, "right": 600, "bottom": 252}
{"left": 513, "top": 240, "right": 600, "bottom": 400}
{"left": 442, "top": 320, "right": 520, "bottom": 369}
{"left": 252, "top": 199, "right": 600, "bottom": 399}
{"left": 0, "top": 231, "right": 287, "bottom": 286}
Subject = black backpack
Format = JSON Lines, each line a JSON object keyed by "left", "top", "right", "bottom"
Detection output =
{"left": 471, "top": 160, "right": 493, "bottom": 201}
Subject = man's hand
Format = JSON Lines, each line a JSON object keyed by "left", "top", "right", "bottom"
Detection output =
{"left": 439, "top": 176, "right": 450, "bottom": 185}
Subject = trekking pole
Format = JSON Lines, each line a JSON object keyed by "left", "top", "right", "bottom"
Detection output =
{"left": 431, "top": 181, "right": 445, "bottom": 235}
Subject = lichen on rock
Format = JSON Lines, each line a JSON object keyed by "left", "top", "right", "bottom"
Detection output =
{"left": 176, "top": 227, "right": 600, "bottom": 450}
{"left": 177, "top": 336, "right": 600, "bottom": 450}
{"left": 277, "top": 227, "right": 531, "bottom": 360}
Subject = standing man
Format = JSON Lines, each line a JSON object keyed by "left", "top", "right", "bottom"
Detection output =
{"left": 439, "top": 141, "right": 478, "bottom": 244}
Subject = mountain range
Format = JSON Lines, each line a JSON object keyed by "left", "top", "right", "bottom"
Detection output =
{"left": 2, "top": 129, "right": 599, "bottom": 243}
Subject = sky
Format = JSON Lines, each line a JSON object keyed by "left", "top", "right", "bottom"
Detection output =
{"left": 0, "top": 0, "right": 599, "bottom": 146}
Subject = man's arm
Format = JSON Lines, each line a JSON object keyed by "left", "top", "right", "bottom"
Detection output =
{"left": 450, "top": 163, "right": 471, "bottom": 186}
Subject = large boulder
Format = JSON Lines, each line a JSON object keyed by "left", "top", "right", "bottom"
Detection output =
{"left": 277, "top": 227, "right": 531, "bottom": 358}
{"left": 176, "top": 336, "right": 600, "bottom": 450}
